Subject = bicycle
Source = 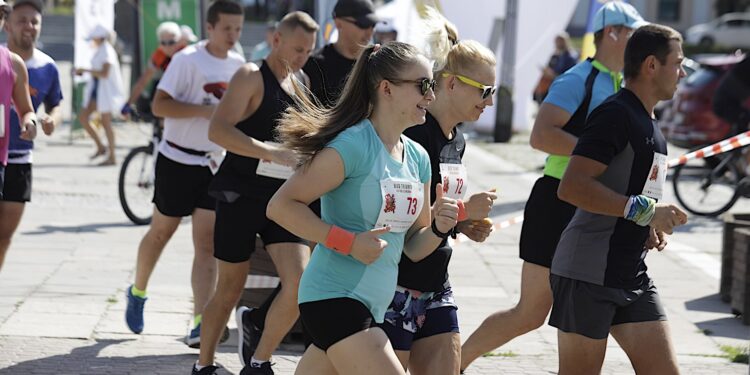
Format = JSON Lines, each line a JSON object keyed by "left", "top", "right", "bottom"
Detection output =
{"left": 672, "top": 145, "right": 746, "bottom": 217}
{"left": 118, "top": 115, "right": 161, "bottom": 225}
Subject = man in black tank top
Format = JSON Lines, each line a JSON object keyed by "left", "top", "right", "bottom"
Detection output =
{"left": 239, "top": 0, "right": 379, "bottom": 360}
{"left": 193, "top": 12, "right": 318, "bottom": 375}
{"left": 302, "top": 0, "right": 377, "bottom": 107}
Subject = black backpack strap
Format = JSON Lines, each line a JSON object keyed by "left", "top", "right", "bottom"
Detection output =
{"left": 561, "top": 64, "right": 600, "bottom": 136}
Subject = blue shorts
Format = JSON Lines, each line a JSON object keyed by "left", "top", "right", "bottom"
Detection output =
{"left": 380, "top": 287, "right": 459, "bottom": 351}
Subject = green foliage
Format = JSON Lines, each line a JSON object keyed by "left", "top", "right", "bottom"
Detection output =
{"left": 482, "top": 351, "right": 518, "bottom": 358}
{"left": 719, "top": 345, "right": 749, "bottom": 364}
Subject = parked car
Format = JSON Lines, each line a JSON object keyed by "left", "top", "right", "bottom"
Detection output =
{"left": 686, "top": 13, "right": 750, "bottom": 49}
{"left": 659, "top": 53, "right": 745, "bottom": 149}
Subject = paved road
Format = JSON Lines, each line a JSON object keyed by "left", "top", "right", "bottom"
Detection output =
{"left": 0, "top": 124, "right": 747, "bottom": 374}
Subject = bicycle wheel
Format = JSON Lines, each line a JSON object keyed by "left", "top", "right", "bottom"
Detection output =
{"left": 118, "top": 145, "right": 155, "bottom": 225}
{"left": 672, "top": 156, "right": 741, "bottom": 217}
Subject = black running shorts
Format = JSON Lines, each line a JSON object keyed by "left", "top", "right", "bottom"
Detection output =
{"left": 152, "top": 153, "right": 215, "bottom": 217}
{"left": 519, "top": 175, "right": 577, "bottom": 267}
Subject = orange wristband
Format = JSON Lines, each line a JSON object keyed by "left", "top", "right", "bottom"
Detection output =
{"left": 457, "top": 200, "right": 468, "bottom": 221}
{"left": 325, "top": 225, "right": 355, "bottom": 255}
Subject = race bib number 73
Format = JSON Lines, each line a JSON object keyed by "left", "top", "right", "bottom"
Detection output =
{"left": 375, "top": 179, "right": 424, "bottom": 232}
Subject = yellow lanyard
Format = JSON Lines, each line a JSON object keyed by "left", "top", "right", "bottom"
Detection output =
{"left": 591, "top": 59, "right": 623, "bottom": 93}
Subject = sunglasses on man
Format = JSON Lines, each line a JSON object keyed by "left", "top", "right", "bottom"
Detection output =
{"left": 160, "top": 39, "right": 178, "bottom": 46}
{"left": 442, "top": 72, "right": 497, "bottom": 99}
{"left": 388, "top": 77, "right": 437, "bottom": 96}
{"left": 339, "top": 17, "right": 376, "bottom": 30}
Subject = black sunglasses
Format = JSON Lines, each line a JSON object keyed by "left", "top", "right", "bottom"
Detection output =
{"left": 339, "top": 17, "right": 375, "bottom": 30}
{"left": 388, "top": 77, "right": 436, "bottom": 96}
{"left": 160, "top": 39, "right": 178, "bottom": 46}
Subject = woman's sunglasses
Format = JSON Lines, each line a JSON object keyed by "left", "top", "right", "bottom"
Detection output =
{"left": 388, "top": 77, "right": 437, "bottom": 96}
{"left": 160, "top": 39, "right": 178, "bottom": 46}
{"left": 442, "top": 73, "right": 497, "bottom": 99}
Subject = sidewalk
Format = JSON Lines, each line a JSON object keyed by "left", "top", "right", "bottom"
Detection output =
{"left": 0, "top": 124, "right": 747, "bottom": 374}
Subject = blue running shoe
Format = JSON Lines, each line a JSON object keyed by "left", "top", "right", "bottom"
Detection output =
{"left": 187, "top": 322, "right": 202, "bottom": 348}
{"left": 186, "top": 322, "right": 230, "bottom": 349}
{"left": 125, "top": 285, "right": 146, "bottom": 334}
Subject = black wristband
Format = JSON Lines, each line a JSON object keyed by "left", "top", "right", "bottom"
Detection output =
{"left": 431, "top": 219, "right": 450, "bottom": 239}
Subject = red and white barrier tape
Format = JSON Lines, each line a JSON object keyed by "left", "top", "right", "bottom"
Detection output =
{"left": 667, "top": 130, "right": 750, "bottom": 168}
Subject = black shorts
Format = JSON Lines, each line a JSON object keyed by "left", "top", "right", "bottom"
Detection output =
{"left": 519, "top": 175, "right": 577, "bottom": 267}
{"left": 213, "top": 193, "right": 305, "bottom": 263}
{"left": 152, "top": 153, "right": 215, "bottom": 217}
{"left": 0, "top": 163, "right": 32, "bottom": 202}
{"left": 549, "top": 274, "right": 667, "bottom": 340}
{"left": 299, "top": 297, "right": 378, "bottom": 351}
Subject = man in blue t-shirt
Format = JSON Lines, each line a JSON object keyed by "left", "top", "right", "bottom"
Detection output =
{"left": 0, "top": 0, "right": 62, "bottom": 271}
{"left": 460, "top": 3, "right": 649, "bottom": 370}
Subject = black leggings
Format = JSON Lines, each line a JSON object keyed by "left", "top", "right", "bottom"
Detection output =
{"left": 299, "top": 298, "right": 377, "bottom": 351}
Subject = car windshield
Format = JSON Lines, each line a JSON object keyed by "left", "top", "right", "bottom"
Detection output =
{"left": 685, "top": 67, "right": 719, "bottom": 87}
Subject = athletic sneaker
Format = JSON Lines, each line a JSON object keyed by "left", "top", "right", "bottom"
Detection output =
{"left": 239, "top": 362, "right": 274, "bottom": 375}
{"left": 186, "top": 323, "right": 231, "bottom": 348}
{"left": 191, "top": 364, "right": 220, "bottom": 375}
{"left": 237, "top": 306, "right": 262, "bottom": 366}
{"left": 125, "top": 285, "right": 146, "bottom": 334}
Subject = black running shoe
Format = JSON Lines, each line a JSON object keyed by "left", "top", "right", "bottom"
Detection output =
{"left": 191, "top": 364, "right": 220, "bottom": 375}
{"left": 239, "top": 362, "right": 274, "bottom": 375}
{"left": 236, "top": 306, "right": 262, "bottom": 366}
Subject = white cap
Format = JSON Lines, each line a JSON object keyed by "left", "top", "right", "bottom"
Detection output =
{"left": 86, "top": 24, "right": 112, "bottom": 41}
{"left": 180, "top": 25, "right": 198, "bottom": 43}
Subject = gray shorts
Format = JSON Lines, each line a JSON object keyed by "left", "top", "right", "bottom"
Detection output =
{"left": 549, "top": 274, "right": 667, "bottom": 339}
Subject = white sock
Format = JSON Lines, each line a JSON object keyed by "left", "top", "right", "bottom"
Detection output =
{"left": 194, "top": 361, "right": 213, "bottom": 371}
{"left": 250, "top": 357, "right": 268, "bottom": 367}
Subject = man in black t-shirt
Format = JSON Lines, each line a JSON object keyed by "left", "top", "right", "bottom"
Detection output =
{"left": 553, "top": 24, "right": 688, "bottom": 375}
{"left": 303, "top": 0, "right": 378, "bottom": 107}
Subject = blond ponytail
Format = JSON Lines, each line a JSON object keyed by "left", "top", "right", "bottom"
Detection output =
{"left": 419, "top": 7, "right": 496, "bottom": 82}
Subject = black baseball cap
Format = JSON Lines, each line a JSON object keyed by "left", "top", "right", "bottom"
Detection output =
{"left": 13, "top": 0, "right": 44, "bottom": 13}
{"left": 333, "top": 0, "right": 379, "bottom": 28}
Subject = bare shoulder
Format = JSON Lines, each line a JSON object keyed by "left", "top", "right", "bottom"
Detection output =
{"left": 9, "top": 52, "right": 27, "bottom": 72}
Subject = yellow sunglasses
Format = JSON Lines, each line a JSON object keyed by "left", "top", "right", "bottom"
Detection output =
{"left": 442, "top": 73, "right": 497, "bottom": 99}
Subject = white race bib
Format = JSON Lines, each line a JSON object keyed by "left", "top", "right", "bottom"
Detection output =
{"left": 0, "top": 104, "right": 4, "bottom": 138}
{"left": 256, "top": 141, "right": 294, "bottom": 180}
{"left": 375, "top": 178, "right": 424, "bottom": 232}
{"left": 642, "top": 152, "right": 667, "bottom": 200}
{"left": 206, "top": 150, "right": 225, "bottom": 175}
{"left": 439, "top": 163, "right": 468, "bottom": 200}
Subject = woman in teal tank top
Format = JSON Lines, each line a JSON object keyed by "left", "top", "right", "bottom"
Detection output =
{"left": 268, "top": 42, "right": 460, "bottom": 375}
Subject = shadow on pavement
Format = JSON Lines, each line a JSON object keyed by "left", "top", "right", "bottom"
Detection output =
{"left": 695, "top": 317, "right": 750, "bottom": 340}
{"left": 685, "top": 294, "right": 735, "bottom": 314}
{"left": 0, "top": 338, "right": 250, "bottom": 374}
{"left": 22, "top": 222, "right": 135, "bottom": 235}
{"left": 673, "top": 216, "right": 723, "bottom": 234}
{"left": 489, "top": 199, "right": 527, "bottom": 217}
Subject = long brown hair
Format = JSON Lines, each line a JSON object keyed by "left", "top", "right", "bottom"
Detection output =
{"left": 278, "top": 41, "right": 423, "bottom": 167}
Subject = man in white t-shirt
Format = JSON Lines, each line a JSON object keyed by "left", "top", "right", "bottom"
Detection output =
{"left": 124, "top": 0, "right": 247, "bottom": 350}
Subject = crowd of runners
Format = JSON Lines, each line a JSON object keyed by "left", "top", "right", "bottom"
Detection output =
{"left": 0, "top": 0, "right": 694, "bottom": 374}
